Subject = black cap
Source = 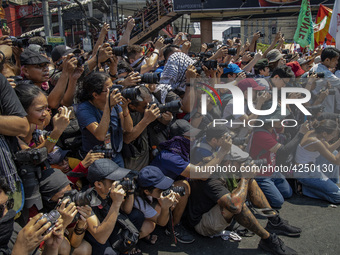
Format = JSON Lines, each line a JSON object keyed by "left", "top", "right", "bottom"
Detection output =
{"left": 254, "top": 59, "right": 269, "bottom": 70}
{"left": 87, "top": 158, "right": 131, "bottom": 184}
{"left": 51, "top": 45, "right": 81, "bottom": 62}
{"left": 170, "top": 119, "right": 201, "bottom": 138}
{"left": 20, "top": 48, "right": 50, "bottom": 65}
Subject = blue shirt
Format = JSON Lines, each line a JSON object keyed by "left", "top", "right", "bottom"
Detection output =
{"left": 151, "top": 150, "right": 189, "bottom": 180}
{"left": 75, "top": 101, "right": 123, "bottom": 153}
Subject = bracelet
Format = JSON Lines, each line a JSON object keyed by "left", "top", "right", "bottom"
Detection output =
{"left": 152, "top": 51, "right": 159, "bottom": 56}
{"left": 109, "top": 72, "right": 118, "bottom": 79}
{"left": 46, "top": 136, "right": 58, "bottom": 144}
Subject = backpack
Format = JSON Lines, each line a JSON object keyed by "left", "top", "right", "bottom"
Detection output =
{"left": 110, "top": 213, "right": 140, "bottom": 253}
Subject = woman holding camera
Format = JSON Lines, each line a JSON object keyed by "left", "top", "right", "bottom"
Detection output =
{"left": 295, "top": 119, "right": 340, "bottom": 203}
{"left": 134, "top": 166, "right": 180, "bottom": 244}
{"left": 14, "top": 82, "right": 71, "bottom": 153}
{"left": 76, "top": 72, "right": 133, "bottom": 167}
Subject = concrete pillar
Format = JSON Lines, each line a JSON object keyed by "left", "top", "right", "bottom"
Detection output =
{"left": 200, "top": 19, "right": 212, "bottom": 44}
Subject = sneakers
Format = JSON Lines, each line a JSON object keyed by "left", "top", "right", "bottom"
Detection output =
{"left": 265, "top": 217, "right": 302, "bottom": 237}
{"left": 165, "top": 223, "right": 195, "bottom": 244}
{"left": 259, "top": 233, "right": 298, "bottom": 255}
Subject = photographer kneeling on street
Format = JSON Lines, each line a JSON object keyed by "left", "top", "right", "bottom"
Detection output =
{"left": 84, "top": 158, "right": 145, "bottom": 255}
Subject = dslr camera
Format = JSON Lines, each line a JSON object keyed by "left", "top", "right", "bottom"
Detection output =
{"left": 38, "top": 210, "right": 61, "bottom": 235}
{"left": 58, "top": 187, "right": 101, "bottom": 207}
{"left": 162, "top": 185, "right": 185, "bottom": 197}
{"left": 116, "top": 178, "right": 136, "bottom": 192}
{"left": 92, "top": 145, "right": 116, "bottom": 158}
{"left": 108, "top": 44, "right": 128, "bottom": 57}
{"left": 150, "top": 100, "right": 182, "bottom": 113}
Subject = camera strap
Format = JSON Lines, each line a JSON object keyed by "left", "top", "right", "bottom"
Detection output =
{"left": 168, "top": 208, "right": 177, "bottom": 244}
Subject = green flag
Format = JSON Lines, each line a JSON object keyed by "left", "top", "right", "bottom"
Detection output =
{"left": 294, "top": 0, "right": 314, "bottom": 50}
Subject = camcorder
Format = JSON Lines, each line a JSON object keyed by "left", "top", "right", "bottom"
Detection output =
{"left": 92, "top": 145, "right": 116, "bottom": 158}
{"left": 162, "top": 185, "right": 185, "bottom": 197}
{"left": 38, "top": 210, "right": 60, "bottom": 235}
{"left": 150, "top": 100, "right": 182, "bottom": 113}
{"left": 15, "top": 147, "right": 48, "bottom": 209}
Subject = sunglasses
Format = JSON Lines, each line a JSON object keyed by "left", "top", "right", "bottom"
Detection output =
{"left": 0, "top": 198, "right": 14, "bottom": 218}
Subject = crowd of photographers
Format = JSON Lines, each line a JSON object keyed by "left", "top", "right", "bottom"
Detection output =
{"left": 1, "top": 17, "right": 340, "bottom": 255}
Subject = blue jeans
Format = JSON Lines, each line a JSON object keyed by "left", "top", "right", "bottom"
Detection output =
{"left": 256, "top": 172, "right": 293, "bottom": 208}
{"left": 298, "top": 177, "right": 340, "bottom": 204}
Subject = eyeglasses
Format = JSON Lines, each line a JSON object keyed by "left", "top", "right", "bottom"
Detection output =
{"left": 0, "top": 198, "right": 14, "bottom": 218}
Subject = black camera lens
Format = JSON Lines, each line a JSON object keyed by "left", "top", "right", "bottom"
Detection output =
{"left": 140, "top": 72, "right": 160, "bottom": 84}
{"left": 205, "top": 43, "right": 215, "bottom": 49}
{"left": 38, "top": 210, "right": 60, "bottom": 235}
{"left": 202, "top": 60, "right": 217, "bottom": 70}
{"left": 227, "top": 48, "right": 237, "bottom": 56}
{"left": 121, "top": 87, "right": 141, "bottom": 101}
{"left": 92, "top": 145, "right": 116, "bottom": 158}
{"left": 109, "top": 44, "right": 128, "bottom": 57}
{"left": 162, "top": 186, "right": 185, "bottom": 197}
{"left": 164, "top": 38, "right": 174, "bottom": 45}
{"left": 158, "top": 100, "right": 182, "bottom": 113}
{"left": 117, "top": 179, "right": 135, "bottom": 192}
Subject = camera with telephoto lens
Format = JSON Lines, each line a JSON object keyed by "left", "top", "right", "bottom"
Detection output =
{"left": 140, "top": 72, "right": 160, "bottom": 84}
{"left": 164, "top": 38, "right": 174, "bottom": 45}
{"left": 205, "top": 42, "right": 215, "bottom": 49}
{"left": 92, "top": 145, "right": 115, "bottom": 158}
{"left": 202, "top": 60, "right": 217, "bottom": 70}
{"left": 244, "top": 158, "right": 267, "bottom": 166}
{"left": 38, "top": 210, "right": 60, "bottom": 236}
{"left": 150, "top": 100, "right": 182, "bottom": 113}
{"left": 108, "top": 43, "right": 128, "bottom": 57}
{"left": 120, "top": 87, "right": 142, "bottom": 101}
{"left": 115, "top": 179, "right": 136, "bottom": 192}
{"left": 227, "top": 48, "right": 237, "bottom": 56}
{"left": 9, "top": 36, "right": 29, "bottom": 48}
{"left": 162, "top": 185, "right": 185, "bottom": 197}
{"left": 15, "top": 147, "right": 48, "bottom": 210}
{"left": 59, "top": 187, "right": 101, "bottom": 207}
{"left": 309, "top": 71, "right": 325, "bottom": 78}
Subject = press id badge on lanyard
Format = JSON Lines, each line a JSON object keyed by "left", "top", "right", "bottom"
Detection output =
{"left": 104, "top": 132, "right": 112, "bottom": 149}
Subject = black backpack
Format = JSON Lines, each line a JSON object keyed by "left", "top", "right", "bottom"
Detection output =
{"left": 110, "top": 213, "right": 140, "bottom": 253}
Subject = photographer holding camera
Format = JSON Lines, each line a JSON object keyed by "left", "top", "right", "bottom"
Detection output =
{"left": 84, "top": 158, "right": 145, "bottom": 255}
{"left": 39, "top": 167, "right": 92, "bottom": 255}
{"left": 135, "top": 166, "right": 187, "bottom": 244}
{"left": 76, "top": 72, "right": 132, "bottom": 167}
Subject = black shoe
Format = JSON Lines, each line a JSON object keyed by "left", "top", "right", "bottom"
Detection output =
{"left": 165, "top": 223, "right": 195, "bottom": 244}
{"left": 265, "top": 217, "right": 302, "bottom": 237}
{"left": 259, "top": 233, "right": 298, "bottom": 255}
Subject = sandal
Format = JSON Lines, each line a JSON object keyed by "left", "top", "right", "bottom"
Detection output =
{"left": 142, "top": 234, "right": 158, "bottom": 245}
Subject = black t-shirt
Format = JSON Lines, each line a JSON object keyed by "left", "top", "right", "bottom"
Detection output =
{"left": 0, "top": 74, "right": 27, "bottom": 152}
{"left": 186, "top": 178, "right": 229, "bottom": 227}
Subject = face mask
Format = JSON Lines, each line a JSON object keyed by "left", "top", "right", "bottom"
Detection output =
{"left": 0, "top": 209, "right": 15, "bottom": 247}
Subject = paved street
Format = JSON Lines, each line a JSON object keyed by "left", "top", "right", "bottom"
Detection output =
{"left": 139, "top": 194, "right": 340, "bottom": 255}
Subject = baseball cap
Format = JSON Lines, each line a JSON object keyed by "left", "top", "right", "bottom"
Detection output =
{"left": 28, "top": 44, "right": 46, "bottom": 54}
{"left": 267, "top": 49, "right": 284, "bottom": 63}
{"left": 170, "top": 119, "right": 201, "bottom": 138}
{"left": 237, "top": 78, "right": 265, "bottom": 92}
{"left": 223, "top": 63, "right": 243, "bottom": 74}
{"left": 87, "top": 158, "right": 131, "bottom": 184}
{"left": 223, "top": 144, "right": 249, "bottom": 162}
{"left": 286, "top": 61, "right": 305, "bottom": 77}
{"left": 51, "top": 45, "right": 81, "bottom": 62}
{"left": 47, "top": 146, "right": 70, "bottom": 165}
{"left": 138, "top": 166, "right": 174, "bottom": 189}
{"left": 20, "top": 48, "right": 50, "bottom": 65}
{"left": 254, "top": 59, "right": 269, "bottom": 70}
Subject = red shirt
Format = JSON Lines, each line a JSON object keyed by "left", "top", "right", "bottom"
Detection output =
{"left": 250, "top": 130, "right": 278, "bottom": 176}
{"left": 67, "top": 162, "right": 88, "bottom": 184}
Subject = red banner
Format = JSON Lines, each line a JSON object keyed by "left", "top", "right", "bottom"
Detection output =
{"left": 314, "top": 4, "right": 335, "bottom": 47}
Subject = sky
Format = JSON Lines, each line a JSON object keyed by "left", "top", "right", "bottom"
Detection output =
{"left": 194, "top": 21, "right": 241, "bottom": 42}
